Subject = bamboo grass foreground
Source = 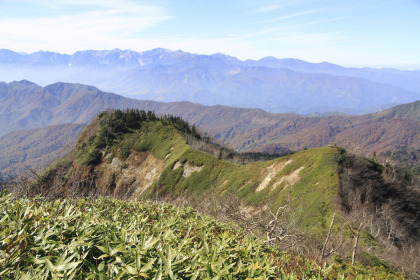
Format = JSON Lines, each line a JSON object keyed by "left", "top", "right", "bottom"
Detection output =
{"left": 0, "top": 192, "right": 404, "bottom": 279}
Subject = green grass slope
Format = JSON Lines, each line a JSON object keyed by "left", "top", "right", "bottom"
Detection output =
{"left": 43, "top": 110, "right": 342, "bottom": 238}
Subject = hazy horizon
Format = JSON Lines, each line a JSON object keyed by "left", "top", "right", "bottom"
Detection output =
{"left": 2, "top": 47, "right": 420, "bottom": 71}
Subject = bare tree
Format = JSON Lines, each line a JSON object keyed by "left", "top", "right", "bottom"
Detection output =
{"left": 349, "top": 222, "right": 363, "bottom": 265}
{"left": 0, "top": 167, "right": 37, "bottom": 197}
{"left": 320, "top": 212, "right": 345, "bottom": 261}
{"left": 190, "top": 190, "right": 303, "bottom": 250}
{"left": 263, "top": 194, "right": 302, "bottom": 248}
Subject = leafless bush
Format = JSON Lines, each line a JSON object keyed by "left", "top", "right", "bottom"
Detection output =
{"left": 338, "top": 154, "right": 420, "bottom": 276}
{"left": 0, "top": 166, "right": 39, "bottom": 197}
{"left": 163, "top": 190, "right": 305, "bottom": 253}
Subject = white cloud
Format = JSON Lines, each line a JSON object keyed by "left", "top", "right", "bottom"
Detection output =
{"left": 0, "top": 1, "right": 171, "bottom": 53}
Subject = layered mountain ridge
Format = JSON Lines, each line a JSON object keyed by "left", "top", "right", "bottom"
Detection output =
{"left": 1, "top": 48, "right": 419, "bottom": 114}
{"left": 0, "top": 80, "right": 418, "bottom": 175}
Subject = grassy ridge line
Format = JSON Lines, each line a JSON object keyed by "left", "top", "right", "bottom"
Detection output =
{"left": 30, "top": 110, "right": 413, "bottom": 276}
{"left": 38, "top": 111, "right": 375, "bottom": 264}
{"left": 107, "top": 117, "right": 341, "bottom": 237}
{"left": 0, "top": 193, "right": 404, "bottom": 279}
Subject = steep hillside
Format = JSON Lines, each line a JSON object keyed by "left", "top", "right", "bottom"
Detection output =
{"left": 0, "top": 123, "right": 85, "bottom": 175}
{"left": 0, "top": 48, "right": 419, "bottom": 114}
{"left": 31, "top": 110, "right": 419, "bottom": 276}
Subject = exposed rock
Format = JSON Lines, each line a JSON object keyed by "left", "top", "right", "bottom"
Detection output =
{"left": 111, "top": 157, "right": 123, "bottom": 171}
{"left": 182, "top": 162, "right": 203, "bottom": 178}
{"left": 92, "top": 151, "right": 164, "bottom": 199}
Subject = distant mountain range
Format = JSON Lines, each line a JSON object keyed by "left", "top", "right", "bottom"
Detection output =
{"left": 0, "top": 81, "right": 418, "bottom": 174}
{"left": 0, "top": 48, "right": 419, "bottom": 114}
{"left": 0, "top": 80, "right": 136, "bottom": 136}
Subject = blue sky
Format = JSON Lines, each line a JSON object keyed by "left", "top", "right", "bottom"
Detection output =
{"left": 0, "top": 0, "right": 419, "bottom": 68}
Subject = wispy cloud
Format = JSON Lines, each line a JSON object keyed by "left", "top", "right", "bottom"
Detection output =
{"left": 260, "top": 9, "right": 320, "bottom": 23}
{"left": 254, "top": 1, "right": 292, "bottom": 13}
{"left": 272, "top": 31, "right": 348, "bottom": 46}
{"left": 256, "top": 5, "right": 285, "bottom": 13}
{"left": 0, "top": 0, "right": 171, "bottom": 53}
{"left": 275, "top": 16, "right": 351, "bottom": 31}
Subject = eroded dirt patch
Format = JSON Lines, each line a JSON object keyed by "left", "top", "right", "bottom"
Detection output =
{"left": 255, "top": 159, "right": 293, "bottom": 192}
{"left": 183, "top": 162, "right": 203, "bottom": 177}
{"left": 271, "top": 166, "right": 304, "bottom": 191}
{"left": 173, "top": 161, "right": 182, "bottom": 170}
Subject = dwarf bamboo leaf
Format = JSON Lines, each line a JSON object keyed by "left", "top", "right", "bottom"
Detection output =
{"left": 154, "top": 266, "right": 162, "bottom": 280}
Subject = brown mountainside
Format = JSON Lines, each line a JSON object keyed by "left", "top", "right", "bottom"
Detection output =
{"left": 0, "top": 80, "right": 135, "bottom": 136}
{"left": 0, "top": 123, "right": 85, "bottom": 175}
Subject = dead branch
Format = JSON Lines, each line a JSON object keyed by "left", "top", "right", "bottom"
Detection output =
{"left": 321, "top": 212, "right": 336, "bottom": 260}
{"left": 351, "top": 222, "right": 363, "bottom": 265}
{"left": 22, "top": 163, "right": 41, "bottom": 180}
{"left": 262, "top": 191, "right": 304, "bottom": 247}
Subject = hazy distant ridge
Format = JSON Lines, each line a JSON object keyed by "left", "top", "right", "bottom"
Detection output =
{"left": 0, "top": 48, "right": 419, "bottom": 114}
